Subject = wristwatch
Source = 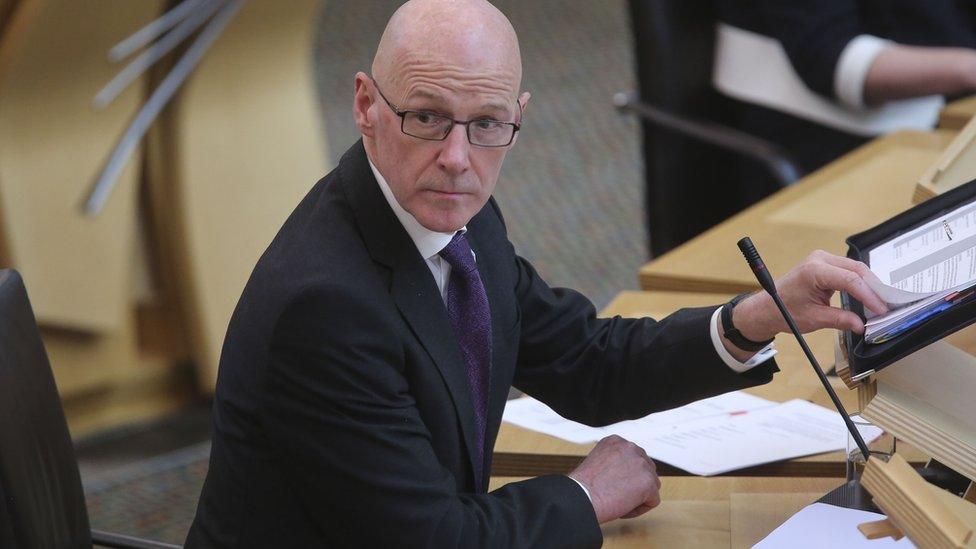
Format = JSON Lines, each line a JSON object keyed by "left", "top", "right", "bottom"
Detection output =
{"left": 721, "top": 293, "right": 775, "bottom": 352}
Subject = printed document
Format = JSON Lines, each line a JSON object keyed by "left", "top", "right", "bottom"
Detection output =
{"left": 502, "top": 394, "right": 881, "bottom": 476}
{"left": 868, "top": 199, "right": 976, "bottom": 301}
{"left": 857, "top": 199, "right": 976, "bottom": 342}
{"left": 500, "top": 390, "right": 772, "bottom": 444}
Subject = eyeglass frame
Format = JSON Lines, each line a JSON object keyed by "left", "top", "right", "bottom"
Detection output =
{"left": 369, "top": 76, "right": 522, "bottom": 147}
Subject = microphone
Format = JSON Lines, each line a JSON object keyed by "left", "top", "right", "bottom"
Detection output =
{"left": 736, "top": 237, "right": 871, "bottom": 461}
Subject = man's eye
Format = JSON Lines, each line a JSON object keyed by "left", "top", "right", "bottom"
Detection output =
{"left": 474, "top": 120, "right": 506, "bottom": 133}
{"left": 416, "top": 112, "right": 440, "bottom": 124}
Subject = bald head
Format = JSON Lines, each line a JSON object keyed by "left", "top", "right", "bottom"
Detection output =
{"left": 371, "top": 0, "right": 522, "bottom": 103}
{"left": 352, "top": 0, "right": 529, "bottom": 233}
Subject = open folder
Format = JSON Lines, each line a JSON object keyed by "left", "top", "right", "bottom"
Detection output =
{"left": 842, "top": 178, "right": 976, "bottom": 380}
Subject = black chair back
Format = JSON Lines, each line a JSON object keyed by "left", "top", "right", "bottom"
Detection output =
{"left": 629, "top": 0, "right": 752, "bottom": 255}
{"left": 0, "top": 269, "right": 91, "bottom": 547}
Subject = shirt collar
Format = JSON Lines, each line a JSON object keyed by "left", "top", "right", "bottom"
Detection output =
{"left": 367, "top": 156, "right": 464, "bottom": 261}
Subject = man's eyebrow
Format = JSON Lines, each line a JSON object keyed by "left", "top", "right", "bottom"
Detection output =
{"left": 404, "top": 89, "right": 513, "bottom": 118}
{"left": 480, "top": 101, "right": 513, "bottom": 117}
{"left": 404, "top": 89, "right": 449, "bottom": 105}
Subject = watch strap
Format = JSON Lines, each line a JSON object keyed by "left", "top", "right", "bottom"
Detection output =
{"left": 721, "top": 293, "right": 775, "bottom": 352}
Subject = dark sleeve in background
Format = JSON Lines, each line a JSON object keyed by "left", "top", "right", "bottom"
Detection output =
{"left": 510, "top": 253, "right": 778, "bottom": 428}
{"left": 718, "top": 0, "right": 976, "bottom": 102}
{"left": 718, "top": 0, "right": 861, "bottom": 101}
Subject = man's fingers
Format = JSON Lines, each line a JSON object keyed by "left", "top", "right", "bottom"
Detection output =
{"left": 621, "top": 504, "right": 653, "bottom": 519}
{"left": 810, "top": 306, "right": 865, "bottom": 334}
{"left": 812, "top": 252, "right": 872, "bottom": 279}
{"left": 645, "top": 489, "right": 661, "bottom": 509}
{"left": 813, "top": 263, "right": 888, "bottom": 316}
{"left": 810, "top": 254, "right": 889, "bottom": 314}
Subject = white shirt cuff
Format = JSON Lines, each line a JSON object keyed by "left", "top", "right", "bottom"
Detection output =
{"left": 568, "top": 476, "right": 592, "bottom": 503}
{"left": 709, "top": 307, "right": 777, "bottom": 373}
{"left": 834, "top": 34, "right": 892, "bottom": 109}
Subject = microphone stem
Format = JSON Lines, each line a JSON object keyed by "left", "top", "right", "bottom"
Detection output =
{"left": 766, "top": 286, "right": 872, "bottom": 461}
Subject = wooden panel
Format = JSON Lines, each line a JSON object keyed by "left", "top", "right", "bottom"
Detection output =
{"left": 940, "top": 94, "right": 976, "bottom": 131}
{"left": 638, "top": 130, "right": 956, "bottom": 294}
{"left": 862, "top": 454, "right": 976, "bottom": 548}
{"left": 916, "top": 114, "right": 976, "bottom": 203}
{"left": 168, "top": 0, "right": 329, "bottom": 390}
{"left": 863, "top": 342, "right": 976, "bottom": 483}
{"left": 0, "top": 0, "right": 161, "bottom": 331}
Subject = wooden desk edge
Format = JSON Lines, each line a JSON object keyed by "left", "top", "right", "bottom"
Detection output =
{"left": 490, "top": 451, "right": 926, "bottom": 478}
{"left": 637, "top": 272, "right": 760, "bottom": 295}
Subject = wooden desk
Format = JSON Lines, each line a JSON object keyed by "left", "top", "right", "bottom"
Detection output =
{"left": 493, "top": 291, "right": 868, "bottom": 478}
{"left": 488, "top": 476, "right": 840, "bottom": 548}
{"left": 637, "top": 130, "right": 955, "bottom": 294}
{"left": 940, "top": 95, "right": 976, "bottom": 130}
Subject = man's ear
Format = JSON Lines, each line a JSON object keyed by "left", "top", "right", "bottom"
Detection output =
{"left": 518, "top": 91, "right": 531, "bottom": 114}
{"left": 353, "top": 72, "right": 375, "bottom": 137}
{"left": 511, "top": 91, "right": 531, "bottom": 146}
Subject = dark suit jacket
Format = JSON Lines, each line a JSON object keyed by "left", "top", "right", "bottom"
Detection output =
{"left": 185, "top": 140, "right": 779, "bottom": 548}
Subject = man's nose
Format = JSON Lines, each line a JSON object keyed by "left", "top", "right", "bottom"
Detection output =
{"left": 437, "top": 123, "right": 471, "bottom": 175}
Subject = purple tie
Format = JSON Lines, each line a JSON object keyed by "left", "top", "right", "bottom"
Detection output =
{"left": 439, "top": 232, "right": 492, "bottom": 486}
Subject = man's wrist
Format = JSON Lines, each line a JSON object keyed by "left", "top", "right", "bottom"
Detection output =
{"left": 711, "top": 307, "right": 777, "bottom": 370}
{"left": 730, "top": 292, "right": 778, "bottom": 343}
{"left": 567, "top": 475, "right": 592, "bottom": 503}
{"left": 961, "top": 50, "right": 976, "bottom": 91}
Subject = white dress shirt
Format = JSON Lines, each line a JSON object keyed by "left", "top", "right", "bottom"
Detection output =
{"left": 366, "top": 156, "right": 775, "bottom": 503}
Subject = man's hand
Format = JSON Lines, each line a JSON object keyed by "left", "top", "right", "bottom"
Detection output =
{"left": 568, "top": 435, "right": 661, "bottom": 524}
{"left": 730, "top": 250, "right": 889, "bottom": 346}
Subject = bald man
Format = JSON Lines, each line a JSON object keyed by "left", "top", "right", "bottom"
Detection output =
{"left": 186, "top": 1, "right": 886, "bottom": 547}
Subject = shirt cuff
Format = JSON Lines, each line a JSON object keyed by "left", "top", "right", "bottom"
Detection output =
{"left": 568, "top": 476, "right": 592, "bottom": 503}
{"left": 834, "top": 34, "right": 892, "bottom": 109}
{"left": 709, "top": 307, "right": 777, "bottom": 373}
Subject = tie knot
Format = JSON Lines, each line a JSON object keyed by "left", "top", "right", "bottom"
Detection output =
{"left": 439, "top": 232, "right": 476, "bottom": 273}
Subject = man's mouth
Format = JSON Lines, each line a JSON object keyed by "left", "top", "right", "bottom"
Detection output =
{"left": 427, "top": 189, "right": 466, "bottom": 196}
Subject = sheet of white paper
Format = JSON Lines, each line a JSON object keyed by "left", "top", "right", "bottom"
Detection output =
{"left": 503, "top": 395, "right": 884, "bottom": 476}
{"left": 753, "top": 502, "right": 916, "bottom": 548}
{"left": 868, "top": 199, "right": 976, "bottom": 296}
{"left": 620, "top": 399, "right": 883, "bottom": 476}
{"left": 861, "top": 269, "right": 943, "bottom": 306}
{"left": 500, "top": 397, "right": 609, "bottom": 444}
{"left": 501, "top": 391, "right": 776, "bottom": 445}
{"left": 607, "top": 391, "right": 777, "bottom": 433}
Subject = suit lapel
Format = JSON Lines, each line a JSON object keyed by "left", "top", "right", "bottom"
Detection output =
{"left": 340, "top": 141, "right": 481, "bottom": 485}
{"left": 389, "top": 262, "right": 483, "bottom": 484}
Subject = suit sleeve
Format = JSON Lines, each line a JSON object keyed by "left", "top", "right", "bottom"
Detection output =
{"left": 510, "top": 255, "right": 778, "bottom": 427}
{"left": 261, "top": 284, "right": 602, "bottom": 548}
{"left": 750, "top": 0, "right": 863, "bottom": 101}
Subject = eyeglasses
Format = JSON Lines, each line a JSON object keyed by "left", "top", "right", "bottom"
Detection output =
{"left": 370, "top": 77, "right": 521, "bottom": 147}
